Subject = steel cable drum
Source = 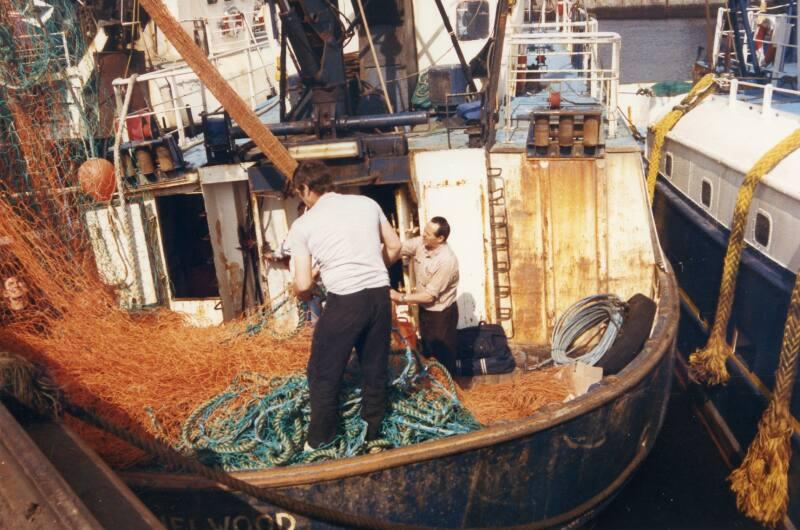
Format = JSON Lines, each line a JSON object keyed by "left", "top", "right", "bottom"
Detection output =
{"left": 551, "top": 294, "right": 626, "bottom": 366}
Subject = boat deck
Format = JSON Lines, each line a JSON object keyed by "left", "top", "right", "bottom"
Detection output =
{"left": 181, "top": 97, "right": 282, "bottom": 170}
{"left": 738, "top": 86, "right": 800, "bottom": 116}
{"left": 493, "top": 92, "right": 641, "bottom": 152}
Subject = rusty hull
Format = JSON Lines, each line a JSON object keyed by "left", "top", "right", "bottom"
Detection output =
{"left": 124, "top": 264, "right": 678, "bottom": 529}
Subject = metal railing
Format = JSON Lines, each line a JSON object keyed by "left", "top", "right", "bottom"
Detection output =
{"left": 111, "top": 44, "right": 276, "bottom": 148}
{"left": 726, "top": 78, "right": 800, "bottom": 115}
{"left": 185, "top": 8, "right": 274, "bottom": 58}
{"left": 711, "top": 6, "right": 799, "bottom": 79}
{"left": 526, "top": 0, "right": 588, "bottom": 31}
{"left": 500, "top": 28, "right": 621, "bottom": 138}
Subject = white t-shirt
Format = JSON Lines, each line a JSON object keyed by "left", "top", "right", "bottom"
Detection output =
{"left": 287, "top": 192, "right": 389, "bottom": 295}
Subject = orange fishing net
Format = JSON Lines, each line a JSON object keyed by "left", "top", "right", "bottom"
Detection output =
{"left": 458, "top": 367, "right": 570, "bottom": 425}
{"left": 0, "top": 191, "right": 313, "bottom": 467}
{"left": 422, "top": 362, "right": 570, "bottom": 425}
{"left": 0, "top": 0, "right": 568, "bottom": 471}
{"left": 1, "top": 180, "right": 566, "bottom": 468}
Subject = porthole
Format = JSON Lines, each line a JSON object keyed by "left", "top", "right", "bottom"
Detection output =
{"left": 665, "top": 152, "right": 673, "bottom": 178}
{"left": 701, "top": 179, "right": 712, "bottom": 208}
{"left": 754, "top": 211, "right": 771, "bottom": 248}
{"left": 456, "top": 0, "right": 490, "bottom": 41}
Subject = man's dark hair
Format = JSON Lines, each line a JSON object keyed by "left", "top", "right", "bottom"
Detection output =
{"left": 431, "top": 216, "right": 450, "bottom": 241}
{"left": 292, "top": 160, "right": 335, "bottom": 195}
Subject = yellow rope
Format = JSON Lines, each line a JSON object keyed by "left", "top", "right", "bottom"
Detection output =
{"left": 729, "top": 272, "right": 800, "bottom": 526}
{"left": 689, "top": 129, "right": 800, "bottom": 385}
{"left": 646, "top": 73, "right": 717, "bottom": 202}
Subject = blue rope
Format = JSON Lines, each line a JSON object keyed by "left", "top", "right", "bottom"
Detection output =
{"left": 178, "top": 334, "right": 480, "bottom": 471}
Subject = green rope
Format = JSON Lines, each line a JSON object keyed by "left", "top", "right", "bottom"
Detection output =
{"left": 175, "top": 340, "right": 480, "bottom": 471}
{"left": 411, "top": 72, "right": 432, "bottom": 110}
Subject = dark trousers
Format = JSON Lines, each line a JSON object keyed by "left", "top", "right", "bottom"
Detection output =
{"left": 419, "top": 303, "right": 459, "bottom": 372}
{"left": 307, "top": 286, "right": 390, "bottom": 448}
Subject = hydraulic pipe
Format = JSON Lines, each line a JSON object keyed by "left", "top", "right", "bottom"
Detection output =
{"left": 230, "top": 111, "right": 430, "bottom": 138}
{"left": 336, "top": 111, "right": 429, "bottom": 130}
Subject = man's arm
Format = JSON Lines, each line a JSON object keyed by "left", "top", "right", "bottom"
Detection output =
{"left": 390, "top": 288, "right": 434, "bottom": 305}
{"left": 292, "top": 251, "right": 314, "bottom": 299}
{"left": 287, "top": 221, "right": 313, "bottom": 298}
{"left": 400, "top": 236, "right": 421, "bottom": 258}
{"left": 390, "top": 260, "right": 455, "bottom": 306}
{"left": 380, "top": 220, "right": 402, "bottom": 267}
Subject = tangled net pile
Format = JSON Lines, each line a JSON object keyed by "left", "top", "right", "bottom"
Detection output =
{"left": 180, "top": 347, "right": 478, "bottom": 470}
{"left": 0, "top": 0, "right": 570, "bottom": 472}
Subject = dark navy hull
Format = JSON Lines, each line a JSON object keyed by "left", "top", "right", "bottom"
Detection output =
{"left": 122, "top": 268, "right": 677, "bottom": 530}
{"left": 653, "top": 176, "right": 800, "bottom": 526}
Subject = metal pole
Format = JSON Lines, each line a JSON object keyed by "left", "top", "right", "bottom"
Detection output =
{"left": 112, "top": 75, "right": 144, "bottom": 307}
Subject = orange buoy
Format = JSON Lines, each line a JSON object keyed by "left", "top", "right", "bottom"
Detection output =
{"left": 78, "top": 158, "right": 116, "bottom": 201}
{"left": 548, "top": 90, "right": 561, "bottom": 109}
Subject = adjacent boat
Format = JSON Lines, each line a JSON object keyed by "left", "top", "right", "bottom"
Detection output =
{"left": 2, "top": 0, "right": 678, "bottom": 527}
{"left": 647, "top": 2, "right": 800, "bottom": 526}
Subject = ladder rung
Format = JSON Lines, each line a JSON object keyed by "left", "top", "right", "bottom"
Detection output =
{"left": 496, "top": 286, "right": 511, "bottom": 297}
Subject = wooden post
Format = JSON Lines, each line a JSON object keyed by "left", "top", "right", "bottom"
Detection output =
{"left": 137, "top": 0, "right": 298, "bottom": 180}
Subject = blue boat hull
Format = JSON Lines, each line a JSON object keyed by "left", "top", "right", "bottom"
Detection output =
{"left": 124, "top": 268, "right": 678, "bottom": 530}
{"left": 653, "top": 176, "right": 800, "bottom": 526}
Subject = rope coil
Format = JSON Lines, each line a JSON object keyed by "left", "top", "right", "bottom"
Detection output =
{"left": 550, "top": 294, "right": 626, "bottom": 366}
{"left": 175, "top": 333, "right": 480, "bottom": 471}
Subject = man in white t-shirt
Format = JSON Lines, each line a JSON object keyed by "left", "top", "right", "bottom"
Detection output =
{"left": 287, "top": 160, "right": 402, "bottom": 450}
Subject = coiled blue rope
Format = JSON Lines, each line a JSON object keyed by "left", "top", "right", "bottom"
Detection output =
{"left": 177, "top": 332, "right": 480, "bottom": 471}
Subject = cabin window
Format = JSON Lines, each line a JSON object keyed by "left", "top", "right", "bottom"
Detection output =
{"left": 456, "top": 0, "right": 490, "bottom": 41}
{"left": 700, "top": 179, "right": 712, "bottom": 208}
{"left": 665, "top": 152, "right": 673, "bottom": 178}
{"left": 155, "top": 194, "right": 219, "bottom": 299}
{"left": 754, "top": 210, "right": 771, "bottom": 248}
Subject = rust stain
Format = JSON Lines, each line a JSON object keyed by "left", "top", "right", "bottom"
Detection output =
{"left": 507, "top": 158, "right": 611, "bottom": 345}
{"left": 214, "top": 219, "right": 223, "bottom": 246}
{"left": 212, "top": 219, "right": 244, "bottom": 315}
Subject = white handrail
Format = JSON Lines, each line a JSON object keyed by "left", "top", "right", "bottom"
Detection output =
{"left": 726, "top": 78, "right": 800, "bottom": 115}
{"left": 111, "top": 54, "right": 276, "bottom": 147}
{"left": 501, "top": 27, "right": 621, "bottom": 139}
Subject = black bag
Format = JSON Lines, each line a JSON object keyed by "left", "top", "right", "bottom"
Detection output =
{"left": 454, "top": 354, "right": 516, "bottom": 376}
{"left": 454, "top": 322, "right": 515, "bottom": 376}
{"left": 457, "top": 322, "right": 509, "bottom": 359}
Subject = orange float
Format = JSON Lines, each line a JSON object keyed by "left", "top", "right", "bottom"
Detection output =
{"left": 78, "top": 158, "right": 116, "bottom": 201}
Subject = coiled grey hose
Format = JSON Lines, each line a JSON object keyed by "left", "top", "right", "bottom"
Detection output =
{"left": 550, "top": 294, "right": 626, "bottom": 366}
